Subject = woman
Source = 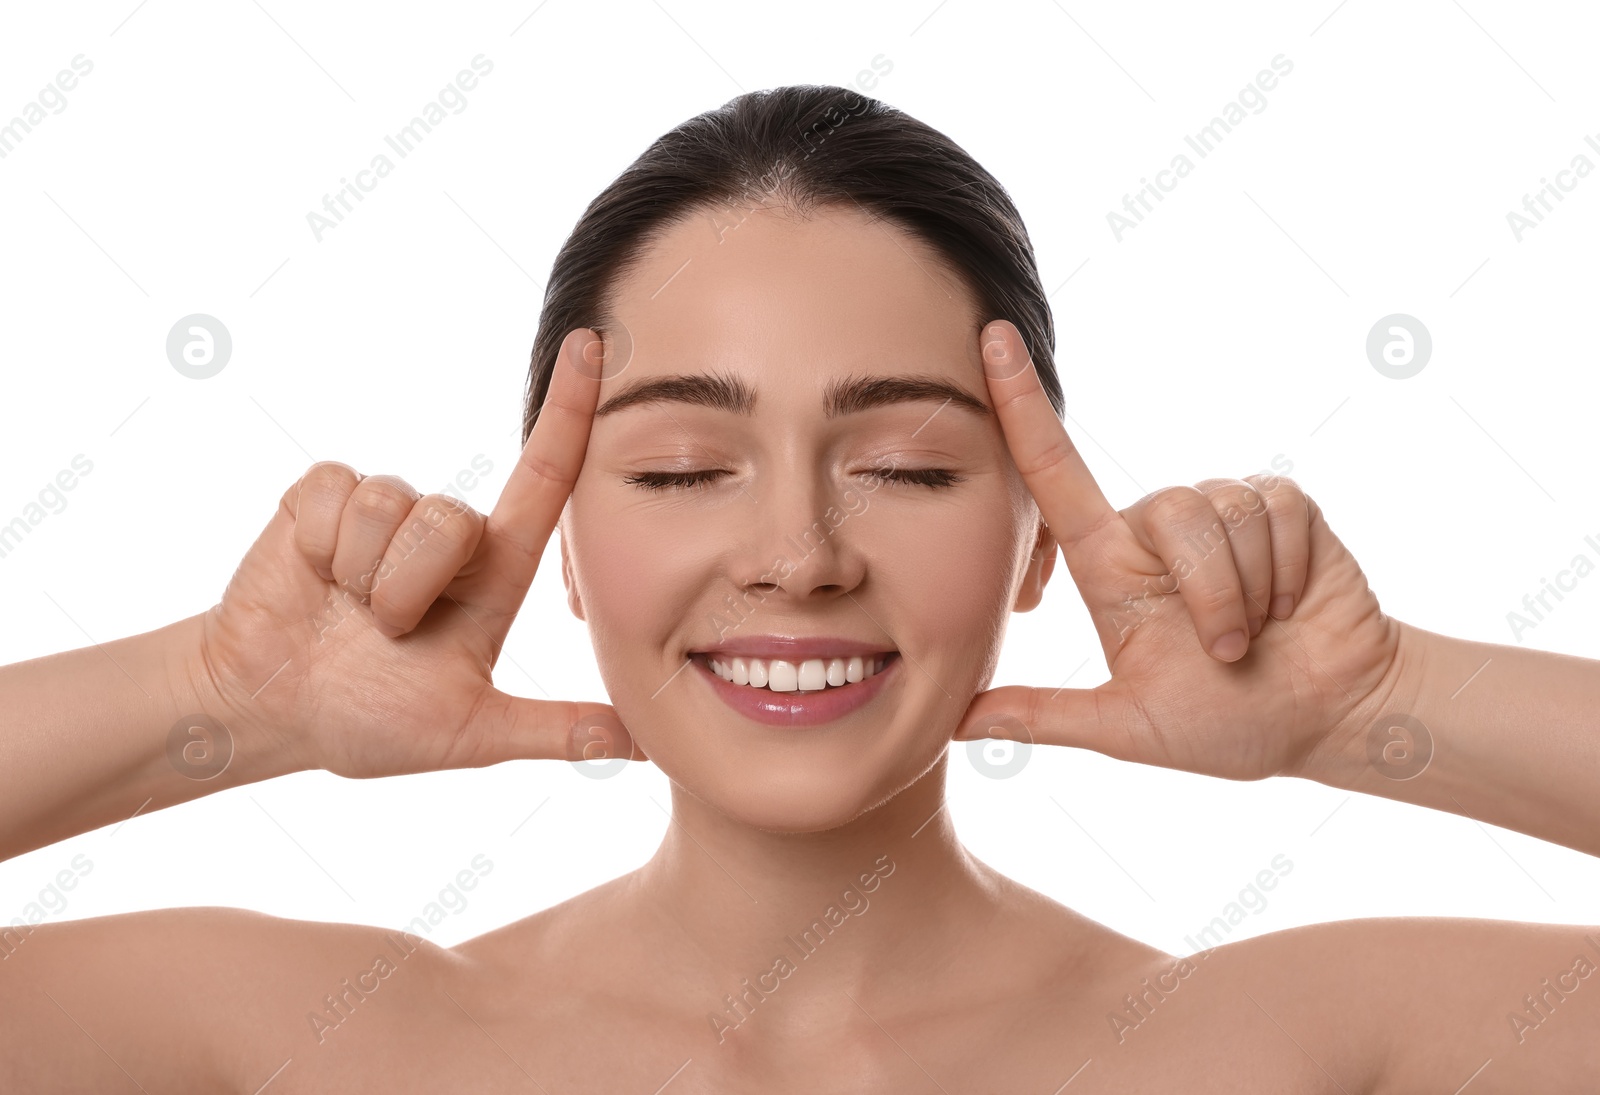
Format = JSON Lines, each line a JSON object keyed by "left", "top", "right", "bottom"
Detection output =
{"left": 3, "top": 85, "right": 1597, "bottom": 1091}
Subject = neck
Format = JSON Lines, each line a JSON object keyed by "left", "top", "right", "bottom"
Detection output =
{"left": 628, "top": 754, "right": 1005, "bottom": 1042}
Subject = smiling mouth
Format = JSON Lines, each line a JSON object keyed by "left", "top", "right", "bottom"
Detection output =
{"left": 693, "top": 652, "right": 899, "bottom": 693}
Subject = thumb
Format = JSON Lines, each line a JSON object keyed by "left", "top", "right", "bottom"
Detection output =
{"left": 464, "top": 691, "right": 649, "bottom": 766}
{"left": 952, "top": 683, "right": 1142, "bottom": 761}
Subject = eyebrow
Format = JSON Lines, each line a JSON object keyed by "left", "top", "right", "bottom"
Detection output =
{"left": 592, "top": 371, "right": 992, "bottom": 420}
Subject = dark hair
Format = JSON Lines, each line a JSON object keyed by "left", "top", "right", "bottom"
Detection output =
{"left": 520, "top": 84, "right": 1063, "bottom": 443}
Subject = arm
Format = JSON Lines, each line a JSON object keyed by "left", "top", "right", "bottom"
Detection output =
{"left": 1309, "top": 622, "right": 1600, "bottom": 858}
{"left": 959, "top": 319, "right": 1598, "bottom": 860}
{"left": 0, "top": 610, "right": 297, "bottom": 863}
{"left": 4, "top": 332, "right": 631, "bottom": 867}
{"left": 0, "top": 330, "right": 625, "bottom": 1078}
{"left": 963, "top": 322, "right": 1599, "bottom": 1086}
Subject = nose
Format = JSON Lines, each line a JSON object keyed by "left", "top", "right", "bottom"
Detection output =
{"left": 727, "top": 466, "right": 868, "bottom": 602}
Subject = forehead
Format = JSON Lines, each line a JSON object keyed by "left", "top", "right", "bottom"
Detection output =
{"left": 601, "top": 204, "right": 978, "bottom": 384}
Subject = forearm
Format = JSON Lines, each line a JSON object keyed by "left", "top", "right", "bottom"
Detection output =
{"left": 1313, "top": 621, "right": 1600, "bottom": 857}
{"left": 0, "top": 610, "right": 300, "bottom": 862}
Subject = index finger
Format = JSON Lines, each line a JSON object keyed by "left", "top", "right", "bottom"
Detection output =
{"left": 474, "top": 327, "right": 606, "bottom": 617}
{"left": 979, "top": 319, "right": 1118, "bottom": 551}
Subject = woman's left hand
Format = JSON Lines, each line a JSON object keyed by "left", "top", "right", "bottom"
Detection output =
{"left": 953, "top": 320, "right": 1409, "bottom": 781}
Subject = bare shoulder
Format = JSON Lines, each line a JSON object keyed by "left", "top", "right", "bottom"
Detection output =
{"left": 444, "top": 872, "right": 636, "bottom": 1001}
{"left": 0, "top": 904, "right": 458, "bottom": 1093}
{"left": 972, "top": 889, "right": 1600, "bottom": 1093}
{"left": 1161, "top": 916, "right": 1600, "bottom": 1094}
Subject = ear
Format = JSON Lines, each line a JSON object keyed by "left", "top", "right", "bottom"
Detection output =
{"left": 1012, "top": 515, "right": 1057, "bottom": 613}
{"left": 559, "top": 515, "right": 586, "bottom": 622}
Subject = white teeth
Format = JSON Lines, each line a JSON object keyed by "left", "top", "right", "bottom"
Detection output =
{"left": 795, "top": 659, "right": 824, "bottom": 691}
{"left": 768, "top": 660, "right": 799, "bottom": 691}
{"left": 706, "top": 654, "right": 891, "bottom": 692}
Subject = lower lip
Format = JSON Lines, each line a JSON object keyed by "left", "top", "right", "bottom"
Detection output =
{"left": 692, "top": 653, "right": 900, "bottom": 727}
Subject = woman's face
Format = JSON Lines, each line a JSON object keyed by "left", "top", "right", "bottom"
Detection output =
{"left": 559, "top": 202, "right": 1054, "bottom": 832}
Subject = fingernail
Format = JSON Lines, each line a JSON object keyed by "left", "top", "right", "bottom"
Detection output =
{"left": 1211, "top": 629, "right": 1248, "bottom": 661}
{"left": 1270, "top": 594, "right": 1294, "bottom": 619}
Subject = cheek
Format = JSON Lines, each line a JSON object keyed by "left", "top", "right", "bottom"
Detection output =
{"left": 564, "top": 490, "right": 715, "bottom": 656}
{"left": 866, "top": 487, "right": 1031, "bottom": 675}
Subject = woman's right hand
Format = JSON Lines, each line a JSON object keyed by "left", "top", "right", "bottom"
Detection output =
{"left": 182, "top": 328, "right": 643, "bottom": 780}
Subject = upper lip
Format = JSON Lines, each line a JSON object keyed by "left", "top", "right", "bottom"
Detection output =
{"left": 689, "top": 637, "right": 898, "bottom": 660}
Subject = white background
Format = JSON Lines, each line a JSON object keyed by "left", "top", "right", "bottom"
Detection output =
{"left": 2, "top": 0, "right": 1597, "bottom": 954}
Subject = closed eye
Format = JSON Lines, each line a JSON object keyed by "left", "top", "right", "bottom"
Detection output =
{"left": 867, "top": 467, "right": 964, "bottom": 489}
{"left": 621, "top": 469, "right": 730, "bottom": 493}
{"left": 623, "top": 467, "right": 965, "bottom": 492}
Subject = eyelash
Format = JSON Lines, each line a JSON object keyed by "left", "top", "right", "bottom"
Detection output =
{"left": 623, "top": 467, "right": 965, "bottom": 492}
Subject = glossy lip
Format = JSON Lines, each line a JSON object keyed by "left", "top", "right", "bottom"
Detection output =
{"left": 688, "top": 636, "right": 898, "bottom": 660}
{"left": 694, "top": 651, "right": 900, "bottom": 728}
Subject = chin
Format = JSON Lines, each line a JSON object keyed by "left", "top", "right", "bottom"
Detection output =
{"left": 647, "top": 730, "right": 950, "bottom": 834}
{"left": 704, "top": 776, "right": 887, "bottom": 834}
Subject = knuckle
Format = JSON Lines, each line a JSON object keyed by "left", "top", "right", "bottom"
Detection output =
{"left": 305, "top": 460, "right": 360, "bottom": 485}
{"left": 1195, "top": 478, "right": 1264, "bottom": 524}
{"left": 1267, "top": 563, "right": 1305, "bottom": 589}
{"left": 1214, "top": 486, "right": 1266, "bottom": 526}
{"left": 518, "top": 447, "right": 573, "bottom": 492}
{"left": 1193, "top": 581, "right": 1238, "bottom": 614}
{"left": 1247, "top": 471, "right": 1303, "bottom": 499}
{"left": 419, "top": 494, "right": 478, "bottom": 533}
{"left": 349, "top": 478, "right": 417, "bottom": 524}
{"left": 289, "top": 462, "right": 358, "bottom": 516}
{"left": 388, "top": 513, "right": 435, "bottom": 559}
{"left": 1144, "top": 485, "right": 1209, "bottom": 525}
{"left": 411, "top": 497, "right": 481, "bottom": 555}
{"left": 1017, "top": 430, "right": 1078, "bottom": 480}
